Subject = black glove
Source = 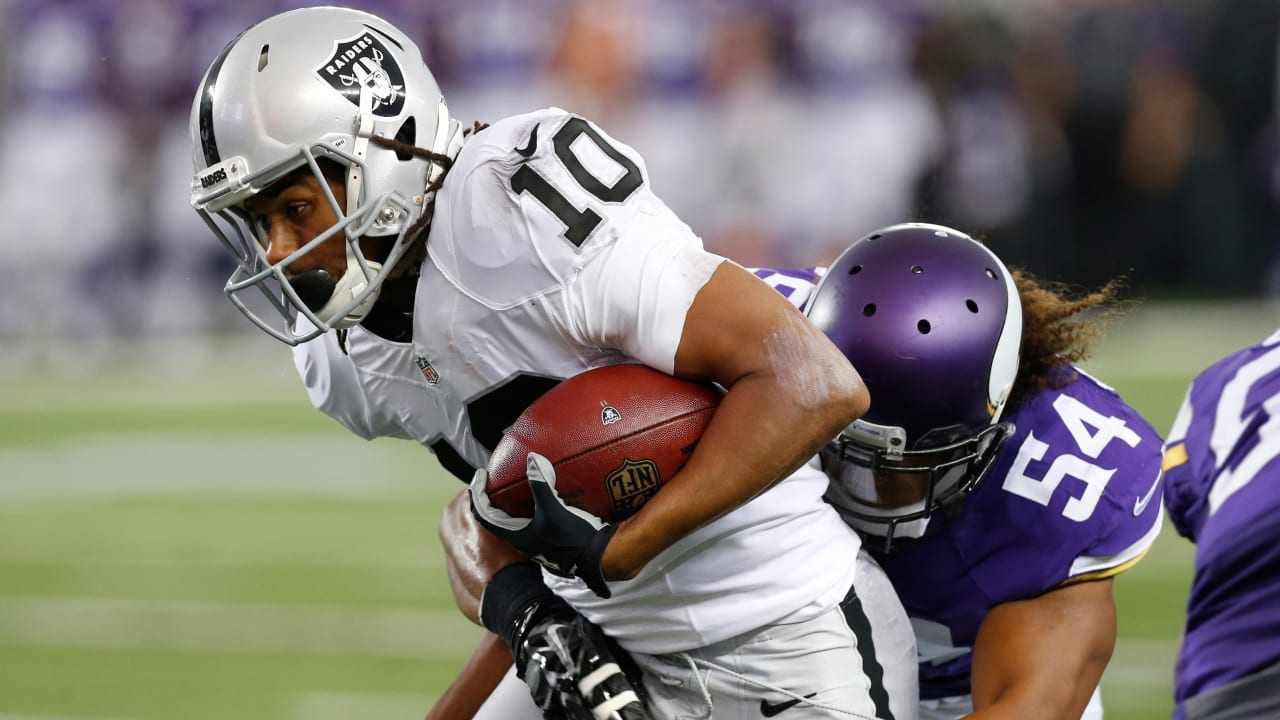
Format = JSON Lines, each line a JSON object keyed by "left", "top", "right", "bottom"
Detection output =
{"left": 470, "top": 452, "right": 617, "bottom": 598}
{"left": 481, "top": 562, "right": 652, "bottom": 720}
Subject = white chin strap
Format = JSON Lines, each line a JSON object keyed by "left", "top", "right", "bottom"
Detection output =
{"left": 427, "top": 101, "right": 464, "bottom": 205}
{"left": 319, "top": 258, "right": 382, "bottom": 330}
{"left": 321, "top": 94, "right": 461, "bottom": 331}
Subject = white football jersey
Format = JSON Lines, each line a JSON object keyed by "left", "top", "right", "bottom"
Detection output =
{"left": 292, "top": 108, "right": 861, "bottom": 653}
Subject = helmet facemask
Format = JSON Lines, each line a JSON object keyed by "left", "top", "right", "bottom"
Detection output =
{"left": 822, "top": 419, "right": 1014, "bottom": 552}
{"left": 196, "top": 140, "right": 420, "bottom": 345}
{"left": 805, "top": 222, "right": 1025, "bottom": 552}
{"left": 188, "top": 7, "right": 462, "bottom": 346}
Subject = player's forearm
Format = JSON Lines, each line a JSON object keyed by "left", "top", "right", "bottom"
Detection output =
{"left": 969, "top": 665, "right": 1098, "bottom": 719}
{"left": 440, "top": 490, "right": 526, "bottom": 624}
{"left": 966, "top": 686, "right": 1092, "bottom": 720}
{"left": 424, "top": 631, "right": 513, "bottom": 720}
{"left": 969, "top": 582, "right": 1115, "bottom": 720}
{"left": 603, "top": 350, "right": 867, "bottom": 579}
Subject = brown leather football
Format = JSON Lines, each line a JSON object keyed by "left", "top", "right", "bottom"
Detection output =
{"left": 485, "top": 364, "right": 722, "bottom": 521}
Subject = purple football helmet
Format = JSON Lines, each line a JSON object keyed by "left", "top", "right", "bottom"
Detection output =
{"left": 806, "top": 223, "right": 1023, "bottom": 550}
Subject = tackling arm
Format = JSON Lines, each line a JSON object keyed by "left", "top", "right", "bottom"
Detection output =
{"left": 442, "top": 489, "right": 525, "bottom": 624}
{"left": 427, "top": 491, "right": 523, "bottom": 719}
{"left": 437, "top": 490, "right": 652, "bottom": 719}
{"left": 968, "top": 578, "right": 1117, "bottom": 720}
{"left": 602, "top": 261, "right": 869, "bottom": 579}
{"left": 424, "top": 632, "right": 514, "bottom": 720}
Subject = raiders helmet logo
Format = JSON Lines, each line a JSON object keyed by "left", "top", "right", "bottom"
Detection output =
{"left": 600, "top": 404, "right": 622, "bottom": 426}
{"left": 317, "top": 33, "right": 406, "bottom": 117}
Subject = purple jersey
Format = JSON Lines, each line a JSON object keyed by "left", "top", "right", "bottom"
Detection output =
{"left": 873, "top": 369, "right": 1164, "bottom": 699}
{"left": 1163, "top": 329, "right": 1280, "bottom": 717}
{"left": 755, "top": 265, "right": 1165, "bottom": 699}
{"left": 751, "top": 266, "right": 823, "bottom": 309}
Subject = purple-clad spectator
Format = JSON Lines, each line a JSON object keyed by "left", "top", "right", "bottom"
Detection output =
{"left": 0, "top": 0, "right": 130, "bottom": 370}
{"left": 600, "top": 0, "right": 761, "bottom": 263}
{"left": 1163, "top": 330, "right": 1280, "bottom": 720}
{"left": 759, "top": 0, "right": 942, "bottom": 267}
{"left": 416, "top": 0, "right": 568, "bottom": 123}
{"left": 137, "top": 0, "right": 264, "bottom": 343}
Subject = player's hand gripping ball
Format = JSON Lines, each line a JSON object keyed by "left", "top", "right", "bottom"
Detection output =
{"left": 486, "top": 364, "right": 722, "bottom": 523}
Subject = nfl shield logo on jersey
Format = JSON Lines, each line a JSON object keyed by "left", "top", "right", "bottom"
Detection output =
{"left": 316, "top": 32, "right": 406, "bottom": 117}
{"left": 415, "top": 356, "right": 440, "bottom": 385}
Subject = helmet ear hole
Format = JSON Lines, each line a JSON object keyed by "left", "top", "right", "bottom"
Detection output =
{"left": 392, "top": 117, "right": 416, "bottom": 161}
{"left": 257, "top": 45, "right": 270, "bottom": 72}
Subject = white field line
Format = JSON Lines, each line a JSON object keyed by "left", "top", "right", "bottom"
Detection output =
{"left": 291, "top": 691, "right": 437, "bottom": 720}
{"left": 1103, "top": 638, "right": 1179, "bottom": 690}
{"left": 0, "top": 546, "right": 443, "bottom": 569}
{"left": 0, "top": 434, "right": 455, "bottom": 509}
{"left": 1082, "top": 300, "right": 1280, "bottom": 380}
{"left": 0, "top": 596, "right": 480, "bottom": 659}
{"left": 0, "top": 336, "right": 299, "bottom": 413}
{"left": 0, "top": 716, "right": 140, "bottom": 720}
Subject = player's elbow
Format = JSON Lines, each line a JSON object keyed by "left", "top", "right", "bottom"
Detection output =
{"left": 838, "top": 365, "right": 870, "bottom": 420}
{"left": 810, "top": 347, "right": 869, "bottom": 425}
{"left": 818, "top": 375, "right": 867, "bottom": 432}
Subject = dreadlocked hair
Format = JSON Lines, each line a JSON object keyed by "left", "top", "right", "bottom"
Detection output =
{"left": 1006, "top": 269, "right": 1130, "bottom": 412}
{"left": 367, "top": 122, "right": 490, "bottom": 282}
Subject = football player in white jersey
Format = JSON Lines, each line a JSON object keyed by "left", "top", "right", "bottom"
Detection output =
{"left": 441, "top": 220, "right": 1164, "bottom": 719}
{"left": 439, "top": 221, "right": 1162, "bottom": 720}
{"left": 188, "top": 7, "right": 908, "bottom": 720}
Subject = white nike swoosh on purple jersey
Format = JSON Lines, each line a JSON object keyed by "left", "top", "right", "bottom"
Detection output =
{"left": 1133, "top": 469, "right": 1163, "bottom": 516}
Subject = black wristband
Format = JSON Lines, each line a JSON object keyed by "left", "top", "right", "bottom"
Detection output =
{"left": 479, "top": 561, "right": 570, "bottom": 647}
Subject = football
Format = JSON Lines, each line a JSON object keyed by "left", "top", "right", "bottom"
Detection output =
{"left": 485, "top": 364, "right": 722, "bottom": 522}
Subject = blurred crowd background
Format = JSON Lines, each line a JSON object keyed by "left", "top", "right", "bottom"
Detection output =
{"left": 2, "top": 0, "right": 1279, "bottom": 375}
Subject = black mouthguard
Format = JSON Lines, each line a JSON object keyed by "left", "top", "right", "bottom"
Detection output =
{"left": 288, "top": 269, "right": 337, "bottom": 312}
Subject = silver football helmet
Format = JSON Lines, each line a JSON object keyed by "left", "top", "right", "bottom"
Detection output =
{"left": 189, "top": 7, "right": 463, "bottom": 344}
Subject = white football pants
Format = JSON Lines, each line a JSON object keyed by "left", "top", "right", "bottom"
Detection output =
{"left": 472, "top": 549, "right": 918, "bottom": 720}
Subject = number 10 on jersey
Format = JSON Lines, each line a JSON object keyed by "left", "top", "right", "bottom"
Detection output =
{"left": 510, "top": 117, "right": 643, "bottom": 247}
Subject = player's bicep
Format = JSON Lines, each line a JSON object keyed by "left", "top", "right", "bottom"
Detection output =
{"left": 565, "top": 239, "right": 724, "bottom": 374}
{"left": 674, "top": 261, "right": 850, "bottom": 395}
{"left": 969, "top": 579, "right": 1116, "bottom": 719}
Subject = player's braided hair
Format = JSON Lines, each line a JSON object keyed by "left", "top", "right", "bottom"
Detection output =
{"left": 334, "top": 123, "right": 489, "bottom": 354}
{"left": 1006, "top": 269, "right": 1129, "bottom": 412}
{"left": 367, "top": 121, "right": 490, "bottom": 282}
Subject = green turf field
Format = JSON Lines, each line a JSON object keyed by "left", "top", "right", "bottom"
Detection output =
{"left": 1, "top": 301, "right": 1276, "bottom": 720}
